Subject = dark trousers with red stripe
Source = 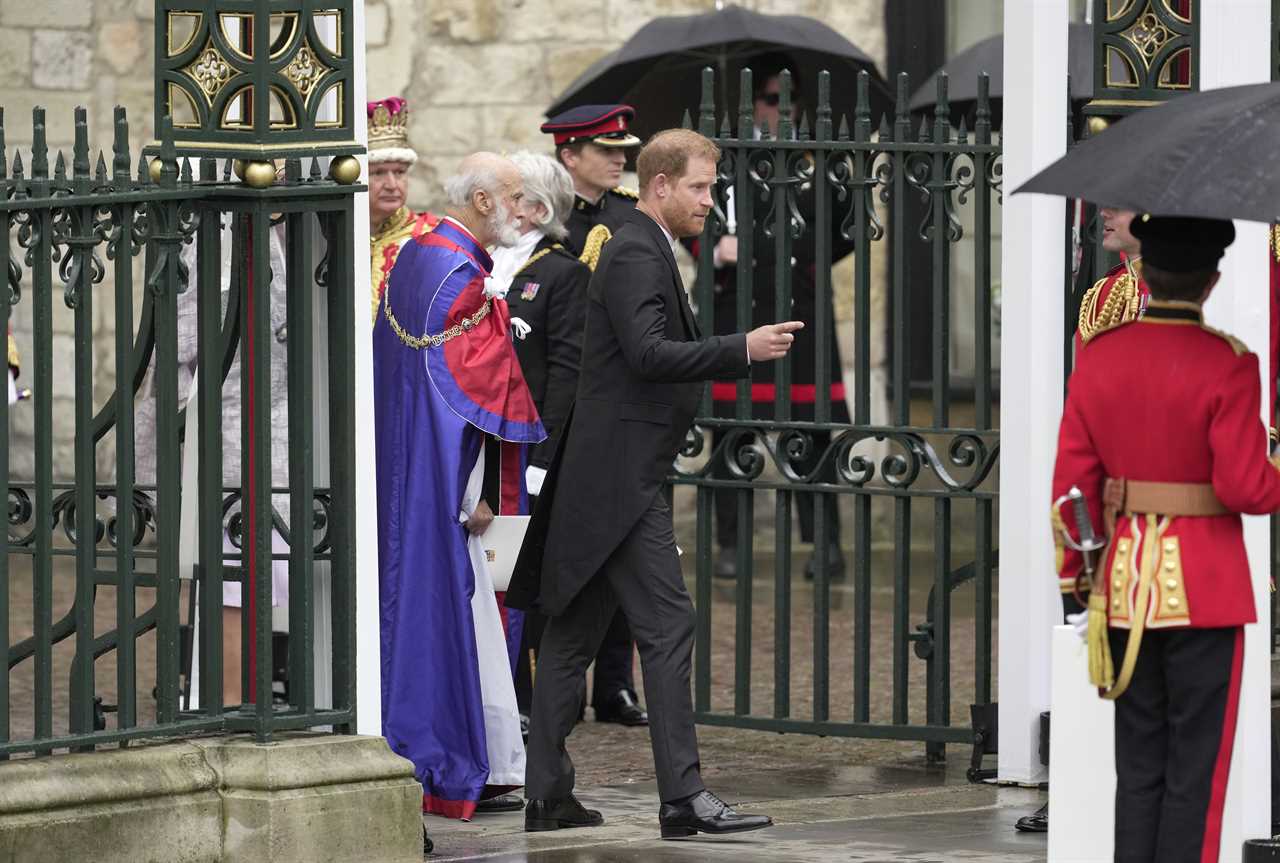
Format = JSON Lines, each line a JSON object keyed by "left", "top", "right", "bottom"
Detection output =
{"left": 712, "top": 427, "right": 840, "bottom": 549}
{"left": 1108, "top": 626, "right": 1243, "bottom": 863}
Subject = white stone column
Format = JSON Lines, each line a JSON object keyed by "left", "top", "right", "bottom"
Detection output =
{"left": 998, "top": 0, "right": 1069, "bottom": 786}
{"left": 349, "top": 0, "right": 382, "bottom": 737}
{"left": 1200, "top": 2, "right": 1272, "bottom": 856}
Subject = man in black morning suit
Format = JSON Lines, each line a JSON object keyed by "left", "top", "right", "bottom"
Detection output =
{"left": 507, "top": 129, "right": 802, "bottom": 839}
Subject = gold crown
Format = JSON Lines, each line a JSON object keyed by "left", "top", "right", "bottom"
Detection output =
{"left": 369, "top": 102, "right": 411, "bottom": 152}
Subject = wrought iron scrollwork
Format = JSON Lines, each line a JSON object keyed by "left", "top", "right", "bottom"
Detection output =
{"left": 674, "top": 423, "right": 998, "bottom": 496}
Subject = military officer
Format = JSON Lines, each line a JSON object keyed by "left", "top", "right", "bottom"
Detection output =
{"left": 1074, "top": 206, "right": 1148, "bottom": 356}
{"left": 540, "top": 104, "right": 641, "bottom": 263}
{"left": 1052, "top": 215, "right": 1279, "bottom": 862}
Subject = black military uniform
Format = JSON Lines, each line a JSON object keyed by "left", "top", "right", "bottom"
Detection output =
{"left": 530, "top": 104, "right": 646, "bottom": 727}
{"left": 696, "top": 155, "right": 854, "bottom": 581}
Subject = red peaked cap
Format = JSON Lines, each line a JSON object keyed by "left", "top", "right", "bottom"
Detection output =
{"left": 540, "top": 104, "right": 641, "bottom": 148}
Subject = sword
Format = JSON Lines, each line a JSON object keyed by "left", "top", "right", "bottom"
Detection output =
{"left": 1063, "top": 485, "right": 1107, "bottom": 591}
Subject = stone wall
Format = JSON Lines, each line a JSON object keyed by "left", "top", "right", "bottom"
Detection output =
{"left": 366, "top": 0, "right": 886, "bottom": 213}
{"left": 0, "top": 0, "right": 888, "bottom": 479}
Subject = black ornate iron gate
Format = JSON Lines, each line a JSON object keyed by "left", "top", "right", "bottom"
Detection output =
{"left": 673, "top": 67, "right": 1001, "bottom": 760}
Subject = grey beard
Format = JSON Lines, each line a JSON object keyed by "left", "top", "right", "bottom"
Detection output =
{"left": 490, "top": 203, "right": 522, "bottom": 248}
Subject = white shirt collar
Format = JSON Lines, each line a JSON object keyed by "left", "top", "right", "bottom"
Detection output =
{"left": 489, "top": 229, "right": 543, "bottom": 294}
{"left": 640, "top": 209, "right": 679, "bottom": 258}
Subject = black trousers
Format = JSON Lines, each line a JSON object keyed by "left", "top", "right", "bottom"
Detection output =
{"left": 711, "top": 427, "right": 840, "bottom": 549}
{"left": 513, "top": 497, "right": 637, "bottom": 715}
{"left": 526, "top": 492, "right": 704, "bottom": 803}
{"left": 1108, "top": 626, "right": 1243, "bottom": 863}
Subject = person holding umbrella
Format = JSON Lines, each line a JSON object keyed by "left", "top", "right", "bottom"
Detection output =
{"left": 701, "top": 53, "right": 852, "bottom": 582}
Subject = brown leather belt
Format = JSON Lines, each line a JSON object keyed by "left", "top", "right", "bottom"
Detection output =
{"left": 1102, "top": 477, "right": 1228, "bottom": 537}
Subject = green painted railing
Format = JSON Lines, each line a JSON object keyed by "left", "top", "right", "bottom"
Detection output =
{"left": 674, "top": 68, "right": 1000, "bottom": 759}
{"left": 1, "top": 103, "right": 360, "bottom": 755}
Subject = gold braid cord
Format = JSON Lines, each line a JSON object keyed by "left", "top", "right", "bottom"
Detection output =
{"left": 384, "top": 294, "right": 490, "bottom": 350}
{"left": 579, "top": 224, "right": 612, "bottom": 272}
{"left": 513, "top": 244, "right": 563, "bottom": 280}
{"left": 1077, "top": 261, "right": 1142, "bottom": 345}
{"left": 1272, "top": 224, "right": 1280, "bottom": 263}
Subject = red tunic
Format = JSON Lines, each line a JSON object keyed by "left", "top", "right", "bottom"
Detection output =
{"left": 1052, "top": 301, "right": 1280, "bottom": 629}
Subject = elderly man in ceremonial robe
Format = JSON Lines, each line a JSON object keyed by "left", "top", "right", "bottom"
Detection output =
{"left": 374, "top": 152, "right": 545, "bottom": 819}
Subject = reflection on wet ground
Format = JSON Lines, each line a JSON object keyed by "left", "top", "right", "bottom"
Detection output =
{"left": 426, "top": 762, "right": 1046, "bottom": 863}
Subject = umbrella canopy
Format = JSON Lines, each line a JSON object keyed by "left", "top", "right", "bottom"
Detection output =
{"left": 547, "top": 3, "right": 890, "bottom": 141}
{"left": 1014, "top": 81, "right": 1280, "bottom": 224}
{"left": 910, "top": 24, "right": 1093, "bottom": 124}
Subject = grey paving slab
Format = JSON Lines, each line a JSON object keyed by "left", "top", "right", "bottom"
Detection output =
{"left": 425, "top": 769, "right": 1048, "bottom": 863}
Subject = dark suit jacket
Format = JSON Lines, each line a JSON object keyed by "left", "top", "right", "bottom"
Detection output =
{"left": 507, "top": 208, "right": 750, "bottom": 616}
{"left": 505, "top": 236, "right": 590, "bottom": 468}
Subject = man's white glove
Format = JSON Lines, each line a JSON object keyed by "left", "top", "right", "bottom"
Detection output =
{"left": 1065, "top": 611, "right": 1088, "bottom": 642}
{"left": 510, "top": 316, "right": 531, "bottom": 340}
{"left": 525, "top": 465, "right": 546, "bottom": 497}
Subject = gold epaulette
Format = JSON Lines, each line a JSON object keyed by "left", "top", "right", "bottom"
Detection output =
{"left": 1199, "top": 324, "right": 1248, "bottom": 357}
{"left": 7, "top": 332, "right": 17, "bottom": 374}
{"left": 611, "top": 186, "right": 638, "bottom": 200}
{"left": 579, "top": 224, "right": 612, "bottom": 272}
{"left": 1078, "top": 261, "right": 1142, "bottom": 345}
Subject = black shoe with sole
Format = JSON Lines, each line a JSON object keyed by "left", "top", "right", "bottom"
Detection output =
{"left": 803, "top": 544, "right": 846, "bottom": 581}
{"left": 423, "top": 827, "right": 433, "bottom": 855}
{"left": 1014, "top": 802, "right": 1048, "bottom": 833}
{"left": 713, "top": 549, "right": 737, "bottom": 580}
{"left": 524, "top": 795, "right": 605, "bottom": 832}
{"left": 658, "top": 790, "right": 772, "bottom": 839}
{"left": 475, "top": 794, "right": 525, "bottom": 814}
{"left": 595, "top": 690, "right": 648, "bottom": 726}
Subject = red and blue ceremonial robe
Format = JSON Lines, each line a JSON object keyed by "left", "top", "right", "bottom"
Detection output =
{"left": 373, "top": 218, "right": 545, "bottom": 819}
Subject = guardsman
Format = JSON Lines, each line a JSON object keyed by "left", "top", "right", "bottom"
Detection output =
{"left": 1074, "top": 206, "right": 1147, "bottom": 355}
{"left": 367, "top": 97, "right": 438, "bottom": 322}
{"left": 1052, "top": 215, "right": 1280, "bottom": 862}
{"left": 540, "top": 104, "right": 641, "bottom": 265}
{"left": 535, "top": 105, "right": 648, "bottom": 728}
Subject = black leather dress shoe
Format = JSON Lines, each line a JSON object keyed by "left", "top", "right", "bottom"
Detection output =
{"left": 713, "top": 549, "right": 737, "bottom": 580}
{"left": 803, "top": 544, "right": 846, "bottom": 581}
{"left": 524, "top": 795, "right": 605, "bottom": 832}
{"left": 658, "top": 790, "right": 773, "bottom": 839}
{"left": 475, "top": 794, "right": 525, "bottom": 814}
{"left": 595, "top": 690, "right": 648, "bottom": 726}
{"left": 1014, "top": 802, "right": 1048, "bottom": 833}
{"left": 423, "top": 826, "right": 433, "bottom": 854}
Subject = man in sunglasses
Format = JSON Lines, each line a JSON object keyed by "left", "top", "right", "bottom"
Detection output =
{"left": 700, "top": 53, "right": 852, "bottom": 583}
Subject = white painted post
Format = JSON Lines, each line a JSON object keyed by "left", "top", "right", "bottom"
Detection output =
{"left": 349, "top": 0, "right": 381, "bottom": 737}
{"left": 1200, "top": 3, "right": 1272, "bottom": 857}
{"left": 998, "top": 0, "right": 1069, "bottom": 786}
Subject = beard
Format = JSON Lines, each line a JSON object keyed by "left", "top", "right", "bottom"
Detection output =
{"left": 489, "top": 200, "right": 523, "bottom": 248}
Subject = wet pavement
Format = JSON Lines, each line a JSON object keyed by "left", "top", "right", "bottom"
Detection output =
{"left": 426, "top": 760, "right": 1048, "bottom": 862}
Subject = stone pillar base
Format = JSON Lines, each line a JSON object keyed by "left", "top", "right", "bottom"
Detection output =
{"left": 0, "top": 733, "right": 423, "bottom": 863}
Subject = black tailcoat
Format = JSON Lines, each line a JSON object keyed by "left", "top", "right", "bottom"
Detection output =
{"left": 508, "top": 209, "right": 750, "bottom": 616}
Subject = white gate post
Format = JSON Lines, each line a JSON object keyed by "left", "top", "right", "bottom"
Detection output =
{"left": 998, "top": 0, "right": 1069, "bottom": 786}
{"left": 348, "top": 0, "right": 381, "bottom": 737}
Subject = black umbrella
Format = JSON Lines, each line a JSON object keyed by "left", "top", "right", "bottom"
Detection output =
{"left": 909, "top": 23, "right": 1093, "bottom": 124}
{"left": 1014, "top": 81, "right": 1280, "bottom": 224}
{"left": 547, "top": 3, "right": 890, "bottom": 141}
